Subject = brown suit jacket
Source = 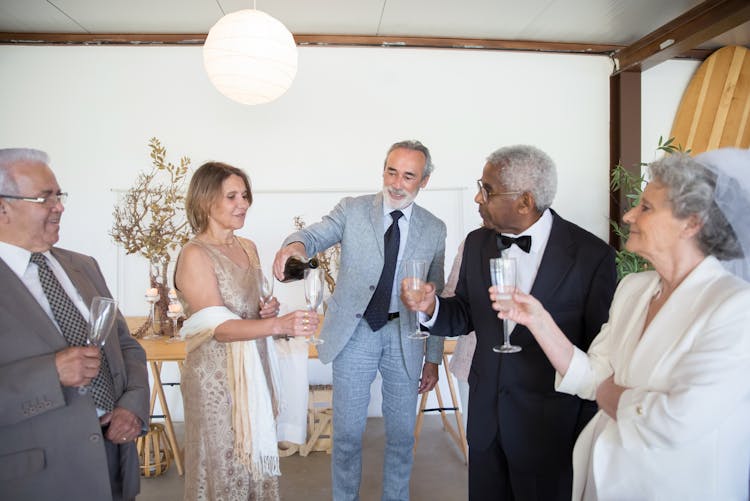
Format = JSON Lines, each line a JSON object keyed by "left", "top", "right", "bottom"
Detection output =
{"left": 0, "top": 247, "right": 149, "bottom": 501}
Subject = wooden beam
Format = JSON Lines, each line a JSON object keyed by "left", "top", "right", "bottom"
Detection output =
{"left": 0, "top": 32, "right": 617, "bottom": 54}
{"left": 609, "top": 71, "right": 642, "bottom": 247}
{"left": 613, "top": 0, "right": 750, "bottom": 74}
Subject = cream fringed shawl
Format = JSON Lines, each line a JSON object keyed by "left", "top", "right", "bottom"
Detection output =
{"left": 180, "top": 306, "right": 282, "bottom": 480}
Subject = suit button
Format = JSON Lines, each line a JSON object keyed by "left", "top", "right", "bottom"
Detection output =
{"left": 369, "top": 285, "right": 375, "bottom": 291}
{"left": 90, "top": 434, "right": 101, "bottom": 443}
{"left": 355, "top": 314, "right": 362, "bottom": 319}
{"left": 636, "top": 405, "right": 643, "bottom": 416}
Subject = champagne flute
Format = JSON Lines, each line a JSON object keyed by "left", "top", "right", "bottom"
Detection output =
{"left": 143, "top": 289, "right": 161, "bottom": 340}
{"left": 80, "top": 296, "right": 118, "bottom": 394}
{"left": 304, "top": 268, "right": 324, "bottom": 345}
{"left": 166, "top": 302, "right": 183, "bottom": 343}
{"left": 490, "top": 257, "right": 521, "bottom": 353}
{"left": 402, "top": 259, "right": 429, "bottom": 340}
{"left": 259, "top": 269, "right": 274, "bottom": 306}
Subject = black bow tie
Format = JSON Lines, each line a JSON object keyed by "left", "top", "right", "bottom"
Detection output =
{"left": 497, "top": 234, "right": 532, "bottom": 253}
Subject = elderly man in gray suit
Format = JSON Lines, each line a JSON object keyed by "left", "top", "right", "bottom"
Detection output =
{"left": 0, "top": 149, "right": 149, "bottom": 501}
{"left": 274, "top": 140, "right": 446, "bottom": 500}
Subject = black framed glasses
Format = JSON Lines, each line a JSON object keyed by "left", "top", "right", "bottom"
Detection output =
{"left": 476, "top": 180, "right": 520, "bottom": 204}
{"left": 0, "top": 192, "right": 68, "bottom": 206}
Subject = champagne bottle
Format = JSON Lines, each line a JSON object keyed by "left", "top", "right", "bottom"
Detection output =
{"left": 281, "top": 256, "right": 320, "bottom": 282}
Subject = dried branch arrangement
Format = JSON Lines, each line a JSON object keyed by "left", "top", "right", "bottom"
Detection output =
{"left": 111, "top": 137, "right": 192, "bottom": 336}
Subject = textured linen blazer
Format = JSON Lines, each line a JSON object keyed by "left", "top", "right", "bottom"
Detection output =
{"left": 0, "top": 247, "right": 149, "bottom": 501}
{"left": 559, "top": 256, "right": 750, "bottom": 500}
{"left": 283, "top": 192, "right": 446, "bottom": 379}
{"left": 431, "top": 211, "right": 616, "bottom": 473}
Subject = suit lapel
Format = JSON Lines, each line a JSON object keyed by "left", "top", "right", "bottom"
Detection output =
{"left": 480, "top": 229, "right": 501, "bottom": 293}
{"left": 627, "top": 259, "right": 714, "bottom": 383}
{"left": 402, "top": 204, "right": 424, "bottom": 262}
{"left": 370, "top": 194, "right": 385, "bottom": 258}
{"left": 529, "top": 213, "right": 575, "bottom": 304}
{"left": 52, "top": 248, "right": 99, "bottom": 307}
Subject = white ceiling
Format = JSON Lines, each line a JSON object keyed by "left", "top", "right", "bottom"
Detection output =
{"left": 1, "top": 0, "right": 748, "bottom": 50}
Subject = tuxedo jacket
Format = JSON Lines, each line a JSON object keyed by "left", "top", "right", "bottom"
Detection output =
{"left": 431, "top": 211, "right": 616, "bottom": 473}
{"left": 0, "top": 247, "right": 149, "bottom": 501}
{"left": 283, "top": 192, "right": 446, "bottom": 379}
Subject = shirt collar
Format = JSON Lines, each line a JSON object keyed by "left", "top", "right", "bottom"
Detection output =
{"left": 501, "top": 209, "right": 553, "bottom": 254}
{"left": 382, "top": 201, "right": 414, "bottom": 222}
{"left": 0, "top": 241, "right": 50, "bottom": 279}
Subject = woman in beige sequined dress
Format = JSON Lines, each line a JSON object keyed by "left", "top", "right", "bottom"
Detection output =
{"left": 175, "top": 162, "right": 318, "bottom": 500}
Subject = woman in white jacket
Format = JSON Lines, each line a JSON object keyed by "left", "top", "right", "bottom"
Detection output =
{"left": 492, "top": 149, "right": 750, "bottom": 500}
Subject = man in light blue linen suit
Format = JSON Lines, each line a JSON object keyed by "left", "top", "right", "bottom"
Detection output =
{"left": 274, "top": 140, "right": 446, "bottom": 500}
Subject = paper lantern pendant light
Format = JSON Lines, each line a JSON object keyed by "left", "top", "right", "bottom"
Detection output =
{"left": 203, "top": 9, "right": 298, "bottom": 105}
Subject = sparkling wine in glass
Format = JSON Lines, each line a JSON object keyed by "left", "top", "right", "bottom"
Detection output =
{"left": 304, "top": 268, "right": 324, "bottom": 345}
{"left": 402, "top": 259, "right": 429, "bottom": 340}
{"left": 489, "top": 257, "right": 521, "bottom": 353}
{"left": 80, "top": 296, "right": 118, "bottom": 394}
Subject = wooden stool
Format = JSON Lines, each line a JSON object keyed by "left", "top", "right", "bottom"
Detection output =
{"left": 413, "top": 351, "right": 468, "bottom": 464}
{"left": 300, "top": 384, "right": 333, "bottom": 456}
{"left": 137, "top": 422, "right": 173, "bottom": 477}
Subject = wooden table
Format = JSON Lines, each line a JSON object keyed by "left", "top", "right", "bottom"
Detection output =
{"left": 128, "top": 317, "right": 185, "bottom": 476}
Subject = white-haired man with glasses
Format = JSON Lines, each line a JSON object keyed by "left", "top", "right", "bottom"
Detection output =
{"left": 0, "top": 148, "right": 149, "bottom": 501}
{"left": 402, "top": 144, "right": 617, "bottom": 501}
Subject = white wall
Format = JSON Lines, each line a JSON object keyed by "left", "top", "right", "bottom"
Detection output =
{"left": 0, "top": 45, "right": 695, "bottom": 420}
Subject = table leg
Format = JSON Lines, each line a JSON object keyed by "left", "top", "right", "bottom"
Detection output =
{"left": 149, "top": 361, "right": 184, "bottom": 476}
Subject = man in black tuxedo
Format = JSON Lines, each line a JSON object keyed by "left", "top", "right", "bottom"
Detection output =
{"left": 403, "top": 145, "right": 616, "bottom": 500}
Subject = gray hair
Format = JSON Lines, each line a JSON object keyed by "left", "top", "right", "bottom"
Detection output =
{"left": 0, "top": 148, "right": 51, "bottom": 193}
{"left": 486, "top": 145, "right": 557, "bottom": 212}
{"left": 648, "top": 152, "right": 741, "bottom": 260}
{"left": 384, "top": 140, "right": 435, "bottom": 179}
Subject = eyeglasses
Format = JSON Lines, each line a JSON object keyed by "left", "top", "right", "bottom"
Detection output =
{"left": 0, "top": 192, "right": 68, "bottom": 206}
{"left": 476, "top": 180, "right": 520, "bottom": 204}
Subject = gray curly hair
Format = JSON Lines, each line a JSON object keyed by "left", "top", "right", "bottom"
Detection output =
{"left": 486, "top": 145, "right": 557, "bottom": 212}
{"left": 648, "top": 152, "right": 741, "bottom": 260}
{"left": 384, "top": 140, "right": 435, "bottom": 180}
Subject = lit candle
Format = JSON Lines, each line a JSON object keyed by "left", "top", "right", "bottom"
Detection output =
{"left": 146, "top": 287, "right": 159, "bottom": 297}
{"left": 168, "top": 303, "right": 182, "bottom": 313}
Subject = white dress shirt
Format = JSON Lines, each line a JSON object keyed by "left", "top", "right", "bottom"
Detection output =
{"left": 0, "top": 241, "right": 91, "bottom": 334}
{"left": 379, "top": 201, "right": 414, "bottom": 313}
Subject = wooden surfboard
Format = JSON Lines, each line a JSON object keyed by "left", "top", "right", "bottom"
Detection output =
{"left": 670, "top": 45, "right": 750, "bottom": 155}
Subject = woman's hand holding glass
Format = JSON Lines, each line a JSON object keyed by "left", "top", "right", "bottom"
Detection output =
{"left": 489, "top": 287, "right": 549, "bottom": 333}
{"left": 257, "top": 270, "right": 281, "bottom": 319}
